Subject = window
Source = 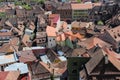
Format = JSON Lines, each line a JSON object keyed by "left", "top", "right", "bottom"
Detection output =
{"left": 41, "top": 28, "right": 43, "bottom": 31}
{"left": 42, "top": 39, "right": 45, "bottom": 42}
{"left": 39, "top": 39, "right": 42, "bottom": 42}
{"left": 2, "top": 37, "right": 5, "bottom": 39}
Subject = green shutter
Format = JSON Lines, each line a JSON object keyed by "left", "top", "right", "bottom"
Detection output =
{"left": 65, "top": 38, "right": 73, "bottom": 49}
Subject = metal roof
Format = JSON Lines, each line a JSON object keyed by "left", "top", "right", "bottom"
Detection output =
{"left": 5, "top": 63, "right": 28, "bottom": 74}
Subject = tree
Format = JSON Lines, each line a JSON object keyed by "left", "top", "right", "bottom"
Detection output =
{"left": 77, "top": 0, "right": 81, "bottom": 3}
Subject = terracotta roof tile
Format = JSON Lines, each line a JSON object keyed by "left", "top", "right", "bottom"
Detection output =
{"left": 9, "top": 37, "right": 19, "bottom": 46}
{"left": 71, "top": 3, "right": 101, "bottom": 10}
{"left": 85, "top": 49, "right": 104, "bottom": 74}
{"left": 71, "top": 3, "right": 93, "bottom": 10}
{"left": 17, "top": 50, "right": 36, "bottom": 63}
{"left": 0, "top": 71, "right": 9, "bottom": 80}
{"left": 22, "top": 34, "right": 30, "bottom": 47}
{"left": 0, "top": 31, "right": 12, "bottom": 37}
{"left": 103, "top": 48, "right": 120, "bottom": 70}
{"left": 71, "top": 21, "right": 88, "bottom": 28}
{"left": 65, "top": 31, "right": 83, "bottom": 41}
{"left": 5, "top": 71, "right": 20, "bottom": 80}
{"left": 29, "top": 21, "right": 35, "bottom": 31}
{"left": 56, "top": 33, "right": 66, "bottom": 41}
{"left": 77, "top": 37, "right": 111, "bottom": 49}
{"left": 0, "top": 71, "right": 20, "bottom": 80}
{"left": 0, "top": 43, "right": 14, "bottom": 54}
{"left": 46, "top": 26, "right": 57, "bottom": 37}
{"left": 107, "top": 25, "right": 120, "bottom": 42}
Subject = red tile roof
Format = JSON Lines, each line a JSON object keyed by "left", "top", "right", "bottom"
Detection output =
{"left": 56, "top": 33, "right": 66, "bottom": 41}
{"left": 56, "top": 31, "right": 83, "bottom": 42}
{"left": 29, "top": 21, "right": 35, "bottom": 31}
{"left": 0, "top": 31, "right": 12, "bottom": 37}
{"left": 0, "top": 71, "right": 8, "bottom": 80}
{"left": 9, "top": 37, "right": 19, "bottom": 46}
{"left": 46, "top": 26, "right": 57, "bottom": 37}
{"left": 22, "top": 34, "right": 30, "bottom": 47}
{"left": 107, "top": 25, "right": 120, "bottom": 42}
{"left": 0, "top": 43, "right": 14, "bottom": 53}
{"left": 77, "top": 37, "right": 111, "bottom": 49}
{"left": 0, "top": 71, "right": 20, "bottom": 80}
{"left": 17, "top": 50, "right": 37, "bottom": 63}
{"left": 65, "top": 31, "right": 83, "bottom": 41}
{"left": 103, "top": 48, "right": 120, "bottom": 70}
{"left": 71, "top": 3, "right": 93, "bottom": 10}
{"left": 71, "top": 3, "right": 101, "bottom": 10}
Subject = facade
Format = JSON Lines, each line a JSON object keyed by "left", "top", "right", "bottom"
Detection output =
{"left": 47, "top": 37, "right": 56, "bottom": 48}
{"left": 0, "top": 31, "right": 13, "bottom": 46}
{"left": 71, "top": 3, "right": 93, "bottom": 21}
{"left": 36, "top": 15, "right": 47, "bottom": 47}
{"left": 71, "top": 3, "right": 101, "bottom": 21}
{"left": 56, "top": 3, "right": 72, "bottom": 23}
{"left": 36, "top": 32, "right": 47, "bottom": 47}
{"left": 46, "top": 26, "right": 57, "bottom": 48}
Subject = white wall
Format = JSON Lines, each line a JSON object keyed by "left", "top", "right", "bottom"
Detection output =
{"left": 47, "top": 37, "right": 56, "bottom": 48}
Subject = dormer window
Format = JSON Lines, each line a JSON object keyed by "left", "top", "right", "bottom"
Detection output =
{"left": 114, "top": 35, "right": 117, "bottom": 39}
{"left": 118, "top": 33, "right": 120, "bottom": 37}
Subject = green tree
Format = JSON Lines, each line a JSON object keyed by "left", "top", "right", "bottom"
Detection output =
{"left": 65, "top": 38, "right": 74, "bottom": 49}
{"left": 77, "top": 0, "right": 81, "bottom": 3}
